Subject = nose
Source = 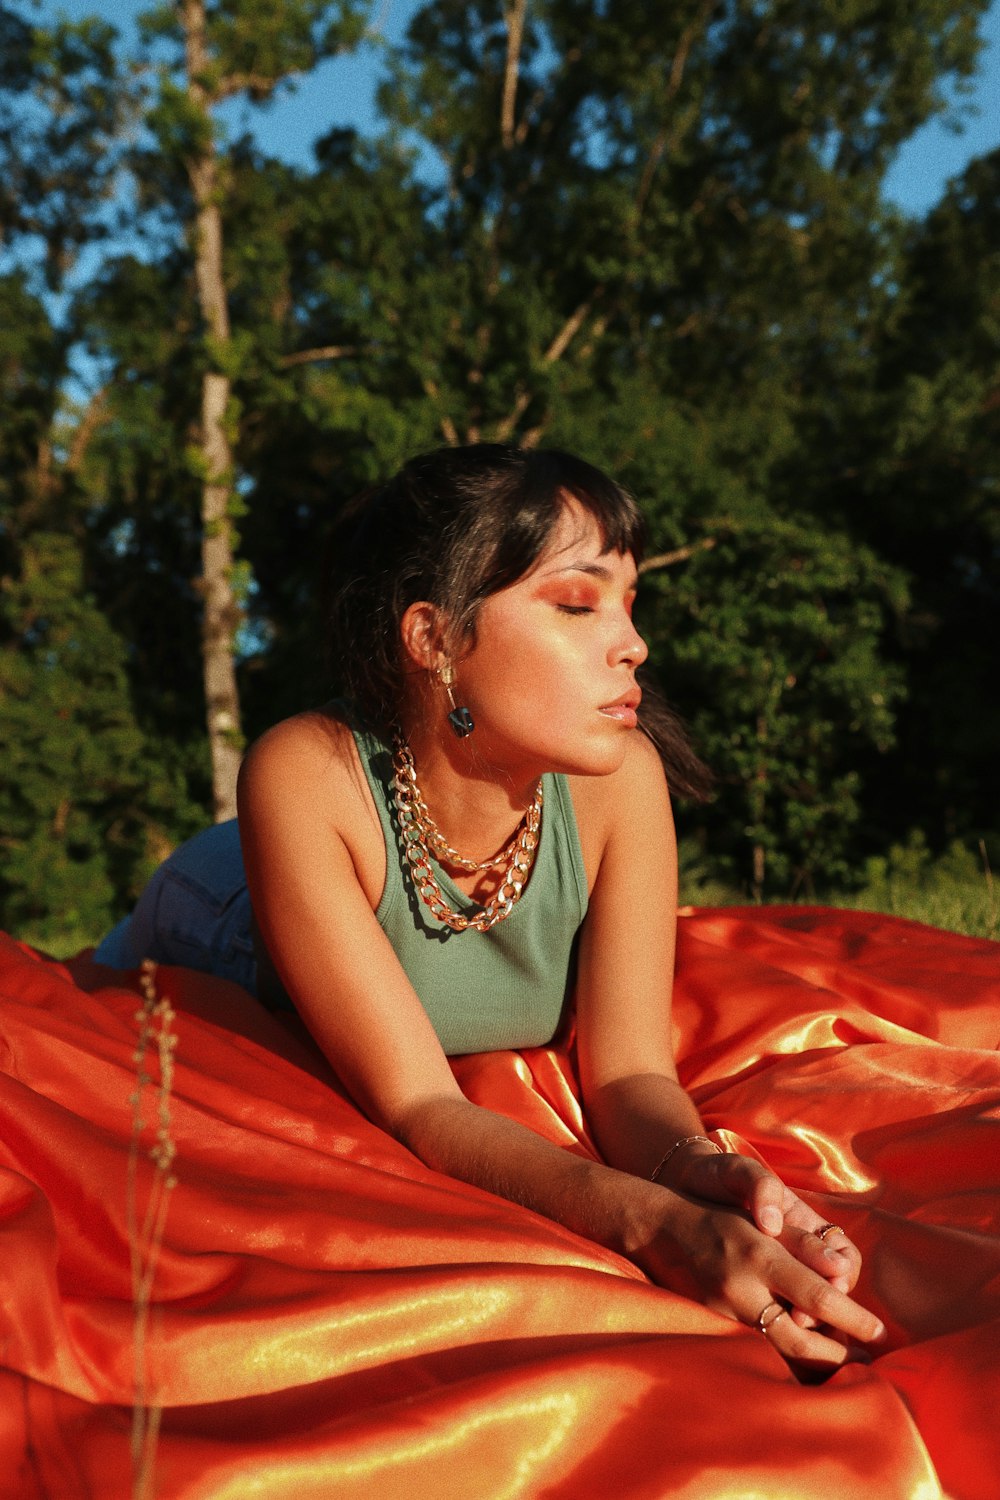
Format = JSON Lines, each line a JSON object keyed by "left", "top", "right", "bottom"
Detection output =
{"left": 616, "top": 615, "right": 648, "bottom": 668}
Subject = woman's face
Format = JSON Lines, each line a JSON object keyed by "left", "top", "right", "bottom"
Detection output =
{"left": 450, "top": 497, "right": 649, "bottom": 783}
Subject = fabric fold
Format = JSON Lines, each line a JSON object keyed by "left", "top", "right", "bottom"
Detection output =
{"left": 0, "top": 909, "right": 997, "bottom": 1499}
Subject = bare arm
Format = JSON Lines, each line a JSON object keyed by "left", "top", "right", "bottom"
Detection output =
{"left": 238, "top": 718, "right": 880, "bottom": 1365}
{"left": 571, "top": 734, "right": 865, "bottom": 1326}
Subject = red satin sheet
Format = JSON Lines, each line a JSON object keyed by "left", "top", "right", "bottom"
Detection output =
{"left": 1, "top": 906, "right": 998, "bottom": 1499}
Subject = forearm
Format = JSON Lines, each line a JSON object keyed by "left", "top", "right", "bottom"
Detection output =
{"left": 583, "top": 1071, "right": 713, "bottom": 1181}
{"left": 395, "top": 1090, "right": 884, "bottom": 1363}
{"left": 397, "top": 1092, "right": 677, "bottom": 1264}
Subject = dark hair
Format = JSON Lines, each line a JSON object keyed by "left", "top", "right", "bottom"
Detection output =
{"left": 326, "top": 443, "right": 711, "bottom": 801}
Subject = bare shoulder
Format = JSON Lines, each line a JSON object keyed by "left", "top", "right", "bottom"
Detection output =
{"left": 238, "top": 707, "right": 375, "bottom": 838}
{"left": 238, "top": 706, "right": 386, "bottom": 907}
{"left": 567, "top": 732, "right": 672, "bottom": 883}
{"left": 241, "top": 706, "right": 351, "bottom": 776}
{"left": 240, "top": 708, "right": 346, "bottom": 795}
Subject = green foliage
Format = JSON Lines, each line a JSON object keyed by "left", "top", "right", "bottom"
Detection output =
{"left": 140, "top": 0, "right": 369, "bottom": 88}
{"left": 0, "top": 274, "right": 60, "bottom": 501}
{"left": 844, "top": 833, "right": 999, "bottom": 941}
{"left": 0, "top": 531, "right": 204, "bottom": 939}
{"left": 644, "top": 510, "right": 908, "bottom": 890}
{"left": 678, "top": 833, "right": 999, "bottom": 943}
{"left": 0, "top": 5, "right": 135, "bottom": 288}
{"left": 835, "top": 149, "right": 1000, "bottom": 848}
{"left": 0, "top": 0, "right": 996, "bottom": 935}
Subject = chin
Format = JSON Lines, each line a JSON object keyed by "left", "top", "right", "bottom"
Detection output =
{"left": 557, "top": 734, "right": 632, "bottom": 779}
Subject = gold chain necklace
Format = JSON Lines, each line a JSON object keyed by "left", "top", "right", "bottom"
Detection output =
{"left": 391, "top": 738, "right": 543, "bottom": 933}
{"left": 393, "top": 739, "right": 524, "bottom": 873}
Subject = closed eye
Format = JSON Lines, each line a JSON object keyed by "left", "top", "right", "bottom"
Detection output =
{"left": 556, "top": 604, "right": 593, "bottom": 616}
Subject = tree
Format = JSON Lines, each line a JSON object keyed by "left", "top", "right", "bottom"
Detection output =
{"left": 366, "top": 0, "right": 984, "bottom": 442}
{"left": 0, "top": 265, "right": 206, "bottom": 938}
{"left": 133, "top": 0, "right": 369, "bottom": 818}
{"left": 221, "top": 0, "right": 988, "bottom": 887}
{"left": 844, "top": 149, "right": 1000, "bottom": 850}
{"left": 3, "top": 0, "right": 995, "bottom": 930}
{"left": 639, "top": 510, "right": 908, "bottom": 893}
{"left": 326, "top": 0, "right": 984, "bottom": 886}
{"left": 0, "top": 14, "right": 184, "bottom": 939}
{"left": 0, "top": 5, "right": 131, "bottom": 287}
{"left": 0, "top": 524, "right": 202, "bottom": 940}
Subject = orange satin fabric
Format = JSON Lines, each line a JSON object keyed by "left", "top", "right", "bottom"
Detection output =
{"left": 1, "top": 906, "right": 998, "bottom": 1498}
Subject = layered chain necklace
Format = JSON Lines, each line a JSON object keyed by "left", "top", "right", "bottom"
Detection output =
{"left": 391, "top": 738, "right": 543, "bottom": 933}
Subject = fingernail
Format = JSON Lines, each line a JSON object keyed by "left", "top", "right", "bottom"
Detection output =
{"left": 872, "top": 1320, "right": 886, "bottom": 1341}
{"left": 760, "top": 1207, "right": 782, "bottom": 1233}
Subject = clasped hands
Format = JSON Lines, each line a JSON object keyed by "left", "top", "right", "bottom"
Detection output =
{"left": 649, "top": 1140, "right": 885, "bottom": 1369}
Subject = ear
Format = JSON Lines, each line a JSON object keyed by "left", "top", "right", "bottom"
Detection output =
{"left": 399, "top": 601, "right": 447, "bottom": 672}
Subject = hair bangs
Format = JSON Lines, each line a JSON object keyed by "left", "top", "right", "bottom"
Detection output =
{"left": 528, "top": 450, "right": 647, "bottom": 565}
{"left": 454, "top": 449, "right": 647, "bottom": 616}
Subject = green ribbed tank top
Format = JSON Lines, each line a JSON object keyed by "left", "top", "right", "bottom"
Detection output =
{"left": 354, "top": 723, "right": 589, "bottom": 1056}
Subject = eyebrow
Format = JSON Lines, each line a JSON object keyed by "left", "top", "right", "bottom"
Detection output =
{"left": 541, "top": 560, "right": 640, "bottom": 590}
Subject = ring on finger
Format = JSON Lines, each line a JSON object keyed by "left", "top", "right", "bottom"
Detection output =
{"left": 755, "top": 1300, "right": 788, "bottom": 1336}
{"left": 816, "top": 1222, "right": 845, "bottom": 1243}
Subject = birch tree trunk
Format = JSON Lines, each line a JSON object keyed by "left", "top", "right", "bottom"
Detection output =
{"left": 183, "top": 0, "right": 243, "bottom": 822}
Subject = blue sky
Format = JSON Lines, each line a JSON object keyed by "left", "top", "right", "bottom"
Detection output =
{"left": 38, "top": 0, "right": 1000, "bottom": 216}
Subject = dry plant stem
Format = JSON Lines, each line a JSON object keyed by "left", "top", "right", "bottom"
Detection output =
{"left": 638, "top": 536, "right": 717, "bottom": 574}
{"left": 980, "top": 839, "right": 995, "bottom": 902}
{"left": 128, "top": 959, "right": 178, "bottom": 1500}
{"left": 979, "top": 839, "right": 997, "bottom": 938}
{"left": 279, "top": 344, "right": 367, "bottom": 367}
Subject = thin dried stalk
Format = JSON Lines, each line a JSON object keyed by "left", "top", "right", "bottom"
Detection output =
{"left": 127, "top": 960, "right": 178, "bottom": 1500}
{"left": 638, "top": 536, "right": 717, "bottom": 574}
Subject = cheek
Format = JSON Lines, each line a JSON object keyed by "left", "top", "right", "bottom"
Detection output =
{"left": 466, "top": 642, "right": 574, "bottom": 716}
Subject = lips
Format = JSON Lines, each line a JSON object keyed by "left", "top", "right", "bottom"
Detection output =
{"left": 598, "top": 689, "right": 641, "bottom": 728}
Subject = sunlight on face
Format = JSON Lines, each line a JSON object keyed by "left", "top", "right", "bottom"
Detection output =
{"left": 452, "top": 497, "right": 647, "bottom": 782}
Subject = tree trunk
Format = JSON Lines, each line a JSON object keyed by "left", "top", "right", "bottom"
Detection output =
{"left": 199, "top": 363, "right": 243, "bottom": 821}
{"left": 751, "top": 713, "right": 768, "bottom": 901}
{"left": 183, "top": 0, "right": 243, "bottom": 822}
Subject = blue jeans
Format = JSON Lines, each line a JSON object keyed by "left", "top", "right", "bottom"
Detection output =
{"left": 94, "top": 820, "right": 258, "bottom": 995}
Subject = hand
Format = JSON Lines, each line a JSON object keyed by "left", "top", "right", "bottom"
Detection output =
{"left": 643, "top": 1197, "right": 884, "bottom": 1370}
{"left": 663, "top": 1143, "right": 860, "bottom": 1303}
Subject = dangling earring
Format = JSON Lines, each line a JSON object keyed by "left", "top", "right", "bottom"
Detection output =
{"left": 439, "top": 662, "right": 474, "bottom": 738}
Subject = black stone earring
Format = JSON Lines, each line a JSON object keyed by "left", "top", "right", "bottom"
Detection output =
{"left": 440, "top": 664, "right": 474, "bottom": 738}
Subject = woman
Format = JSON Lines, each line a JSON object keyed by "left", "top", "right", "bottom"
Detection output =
{"left": 97, "top": 443, "right": 884, "bottom": 1367}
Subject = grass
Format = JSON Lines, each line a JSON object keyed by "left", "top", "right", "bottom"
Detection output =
{"left": 834, "top": 837, "right": 997, "bottom": 940}
{"left": 678, "top": 832, "right": 998, "bottom": 942}
{"left": 9, "top": 926, "right": 102, "bottom": 960}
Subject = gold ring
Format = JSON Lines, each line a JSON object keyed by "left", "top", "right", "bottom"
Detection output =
{"left": 755, "top": 1301, "right": 787, "bottom": 1336}
{"left": 816, "top": 1223, "right": 845, "bottom": 1242}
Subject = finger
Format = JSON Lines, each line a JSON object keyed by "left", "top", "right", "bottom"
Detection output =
{"left": 760, "top": 1223, "right": 866, "bottom": 1334}
{"left": 815, "top": 1224, "right": 861, "bottom": 1286}
{"left": 755, "top": 1305, "right": 865, "bottom": 1369}
{"left": 775, "top": 1260, "right": 885, "bottom": 1347}
{"left": 750, "top": 1169, "right": 785, "bottom": 1237}
{"left": 755, "top": 1308, "right": 851, "bottom": 1368}
{"left": 786, "top": 1293, "right": 852, "bottom": 1329}
{"left": 786, "top": 1223, "right": 862, "bottom": 1291}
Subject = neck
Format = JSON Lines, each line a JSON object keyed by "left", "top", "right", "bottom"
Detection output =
{"left": 401, "top": 722, "right": 540, "bottom": 866}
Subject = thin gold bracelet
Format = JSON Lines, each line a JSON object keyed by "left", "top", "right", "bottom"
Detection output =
{"left": 650, "top": 1134, "right": 723, "bottom": 1184}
